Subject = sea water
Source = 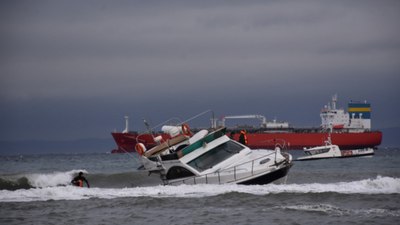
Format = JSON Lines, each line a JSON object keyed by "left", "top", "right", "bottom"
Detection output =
{"left": 0, "top": 148, "right": 399, "bottom": 225}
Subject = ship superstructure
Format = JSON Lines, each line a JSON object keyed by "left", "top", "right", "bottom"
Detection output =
{"left": 320, "top": 94, "right": 371, "bottom": 131}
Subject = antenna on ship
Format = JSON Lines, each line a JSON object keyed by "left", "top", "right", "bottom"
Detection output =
{"left": 332, "top": 94, "right": 338, "bottom": 110}
{"left": 327, "top": 122, "right": 333, "bottom": 145}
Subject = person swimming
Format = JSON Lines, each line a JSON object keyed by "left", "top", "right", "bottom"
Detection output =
{"left": 71, "top": 172, "right": 90, "bottom": 188}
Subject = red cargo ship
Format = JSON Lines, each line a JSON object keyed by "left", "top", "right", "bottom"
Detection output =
{"left": 110, "top": 95, "right": 382, "bottom": 153}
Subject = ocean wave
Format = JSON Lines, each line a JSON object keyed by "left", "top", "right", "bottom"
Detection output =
{"left": 0, "top": 176, "right": 399, "bottom": 202}
{"left": 266, "top": 175, "right": 400, "bottom": 194}
{"left": 0, "top": 170, "right": 87, "bottom": 190}
{"left": 275, "top": 203, "right": 400, "bottom": 217}
{"left": 0, "top": 170, "right": 161, "bottom": 191}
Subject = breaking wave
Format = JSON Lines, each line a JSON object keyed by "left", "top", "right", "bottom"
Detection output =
{"left": 0, "top": 175, "right": 399, "bottom": 202}
{"left": 0, "top": 170, "right": 87, "bottom": 190}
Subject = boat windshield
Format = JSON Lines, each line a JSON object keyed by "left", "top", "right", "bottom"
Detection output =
{"left": 188, "top": 140, "right": 244, "bottom": 172}
{"left": 307, "top": 147, "right": 331, "bottom": 155}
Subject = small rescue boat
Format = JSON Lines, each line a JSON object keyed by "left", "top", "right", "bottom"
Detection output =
{"left": 296, "top": 135, "right": 374, "bottom": 161}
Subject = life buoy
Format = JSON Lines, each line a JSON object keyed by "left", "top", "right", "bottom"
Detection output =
{"left": 135, "top": 143, "right": 146, "bottom": 155}
{"left": 181, "top": 123, "right": 191, "bottom": 136}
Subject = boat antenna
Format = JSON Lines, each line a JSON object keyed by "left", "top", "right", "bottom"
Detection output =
{"left": 150, "top": 117, "right": 182, "bottom": 130}
{"left": 115, "top": 147, "right": 142, "bottom": 165}
{"left": 180, "top": 109, "right": 213, "bottom": 125}
{"left": 140, "top": 110, "right": 213, "bottom": 133}
{"left": 211, "top": 111, "right": 216, "bottom": 129}
{"left": 143, "top": 119, "right": 154, "bottom": 137}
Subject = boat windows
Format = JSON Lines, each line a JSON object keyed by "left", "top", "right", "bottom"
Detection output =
{"left": 166, "top": 166, "right": 195, "bottom": 180}
{"left": 188, "top": 140, "right": 244, "bottom": 172}
{"left": 160, "top": 153, "right": 179, "bottom": 161}
{"left": 309, "top": 147, "right": 331, "bottom": 155}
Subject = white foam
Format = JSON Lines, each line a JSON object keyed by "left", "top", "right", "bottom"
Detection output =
{"left": 26, "top": 170, "right": 88, "bottom": 188}
{"left": 276, "top": 204, "right": 400, "bottom": 217}
{"left": 278, "top": 204, "right": 347, "bottom": 215}
{"left": 1, "top": 176, "right": 399, "bottom": 202}
{"left": 272, "top": 175, "right": 400, "bottom": 194}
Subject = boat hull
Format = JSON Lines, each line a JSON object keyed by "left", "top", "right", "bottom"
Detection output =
{"left": 237, "top": 163, "right": 292, "bottom": 185}
{"left": 164, "top": 162, "right": 293, "bottom": 186}
{"left": 296, "top": 149, "right": 375, "bottom": 161}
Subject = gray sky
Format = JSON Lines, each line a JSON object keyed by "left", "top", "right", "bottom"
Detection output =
{"left": 1, "top": 0, "right": 399, "bottom": 141}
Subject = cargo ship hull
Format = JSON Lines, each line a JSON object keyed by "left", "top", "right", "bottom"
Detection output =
{"left": 111, "top": 130, "right": 382, "bottom": 153}
{"left": 230, "top": 130, "right": 382, "bottom": 150}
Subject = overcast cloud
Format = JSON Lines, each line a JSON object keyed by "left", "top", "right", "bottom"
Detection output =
{"left": 1, "top": 0, "right": 399, "bottom": 141}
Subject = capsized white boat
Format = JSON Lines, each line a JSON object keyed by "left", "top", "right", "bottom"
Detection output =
{"left": 136, "top": 125, "right": 293, "bottom": 185}
{"left": 296, "top": 136, "right": 375, "bottom": 161}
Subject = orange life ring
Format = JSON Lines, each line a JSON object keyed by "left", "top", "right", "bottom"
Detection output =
{"left": 135, "top": 143, "right": 146, "bottom": 155}
{"left": 181, "top": 123, "right": 191, "bottom": 136}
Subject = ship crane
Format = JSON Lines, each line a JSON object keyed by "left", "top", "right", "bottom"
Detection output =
{"left": 221, "top": 115, "right": 267, "bottom": 128}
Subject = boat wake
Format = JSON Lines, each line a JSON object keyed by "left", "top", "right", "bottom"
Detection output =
{"left": 0, "top": 175, "right": 399, "bottom": 202}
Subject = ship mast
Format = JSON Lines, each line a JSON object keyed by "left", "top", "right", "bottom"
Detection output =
{"left": 331, "top": 94, "right": 337, "bottom": 110}
{"left": 122, "top": 116, "right": 129, "bottom": 133}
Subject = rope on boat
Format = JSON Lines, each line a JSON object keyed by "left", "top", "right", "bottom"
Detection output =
{"left": 118, "top": 146, "right": 142, "bottom": 167}
{"left": 180, "top": 109, "right": 213, "bottom": 125}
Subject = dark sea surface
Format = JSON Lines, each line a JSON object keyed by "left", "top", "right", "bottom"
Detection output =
{"left": 0, "top": 148, "right": 399, "bottom": 225}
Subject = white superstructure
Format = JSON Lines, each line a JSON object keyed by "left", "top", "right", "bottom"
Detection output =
{"left": 320, "top": 95, "right": 372, "bottom": 131}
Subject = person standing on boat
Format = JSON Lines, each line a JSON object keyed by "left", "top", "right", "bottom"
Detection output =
{"left": 239, "top": 130, "right": 248, "bottom": 146}
{"left": 71, "top": 172, "right": 90, "bottom": 188}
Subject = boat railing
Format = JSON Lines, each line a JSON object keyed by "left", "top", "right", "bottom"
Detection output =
{"left": 166, "top": 149, "right": 285, "bottom": 185}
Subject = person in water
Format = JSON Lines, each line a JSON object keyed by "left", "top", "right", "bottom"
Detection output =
{"left": 71, "top": 172, "right": 90, "bottom": 188}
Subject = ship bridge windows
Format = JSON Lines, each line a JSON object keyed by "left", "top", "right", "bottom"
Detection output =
{"left": 188, "top": 140, "right": 244, "bottom": 172}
